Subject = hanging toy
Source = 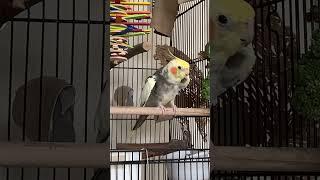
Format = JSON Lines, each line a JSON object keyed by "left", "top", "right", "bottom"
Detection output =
{"left": 110, "top": 36, "right": 129, "bottom": 63}
{"left": 109, "top": 0, "right": 152, "bottom": 64}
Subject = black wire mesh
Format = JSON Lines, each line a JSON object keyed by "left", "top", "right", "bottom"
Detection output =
{"left": 0, "top": 0, "right": 108, "bottom": 179}
{"left": 211, "top": 0, "right": 320, "bottom": 179}
{"left": 109, "top": 0, "right": 210, "bottom": 179}
{"left": 0, "top": 0, "right": 319, "bottom": 179}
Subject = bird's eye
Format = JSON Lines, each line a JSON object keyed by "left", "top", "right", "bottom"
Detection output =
{"left": 178, "top": 66, "right": 182, "bottom": 69}
{"left": 218, "top": 15, "right": 228, "bottom": 24}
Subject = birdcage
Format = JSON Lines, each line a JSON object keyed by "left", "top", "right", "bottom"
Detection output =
{"left": 0, "top": 0, "right": 109, "bottom": 179}
{"left": 109, "top": 0, "right": 210, "bottom": 179}
{"left": 0, "top": 0, "right": 211, "bottom": 179}
{"left": 0, "top": 0, "right": 320, "bottom": 179}
{"left": 211, "top": 0, "right": 320, "bottom": 179}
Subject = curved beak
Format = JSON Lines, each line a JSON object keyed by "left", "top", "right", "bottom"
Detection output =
{"left": 185, "top": 68, "right": 190, "bottom": 76}
{"left": 244, "top": 18, "right": 255, "bottom": 46}
{"left": 240, "top": 38, "right": 250, "bottom": 47}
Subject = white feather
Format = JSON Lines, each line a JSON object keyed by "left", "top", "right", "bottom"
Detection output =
{"left": 140, "top": 76, "right": 156, "bottom": 106}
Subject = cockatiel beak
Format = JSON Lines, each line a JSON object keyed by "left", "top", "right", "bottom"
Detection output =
{"left": 184, "top": 67, "right": 190, "bottom": 76}
{"left": 177, "top": 67, "right": 189, "bottom": 79}
{"left": 240, "top": 18, "right": 255, "bottom": 47}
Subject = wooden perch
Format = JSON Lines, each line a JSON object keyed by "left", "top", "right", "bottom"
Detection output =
{"left": 117, "top": 139, "right": 190, "bottom": 158}
{"left": 110, "top": 107, "right": 210, "bottom": 117}
{"left": 110, "top": 41, "right": 152, "bottom": 69}
{"left": 214, "top": 146, "right": 320, "bottom": 172}
{"left": 0, "top": 142, "right": 319, "bottom": 171}
{"left": 126, "top": 41, "right": 152, "bottom": 59}
{"left": 0, "top": 142, "right": 107, "bottom": 168}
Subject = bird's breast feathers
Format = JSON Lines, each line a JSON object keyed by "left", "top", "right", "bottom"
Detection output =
{"left": 155, "top": 79, "right": 180, "bottom": 105}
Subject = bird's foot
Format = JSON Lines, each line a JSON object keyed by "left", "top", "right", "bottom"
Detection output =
{"left": 172, "top": 105, "right": 178, "bottom": 117}
{"left": 159, "top": 105, "right": 166, "bottom": 116}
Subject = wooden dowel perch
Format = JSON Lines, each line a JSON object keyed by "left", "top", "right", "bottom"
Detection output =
{"left": 126, "top": 41, "right": 152, "bottom": 59}
{"left": 110, "top": 107, "right": 210, "bottom": 117}
{"left": 0, "top": 142, "right": 108, "bottom": 168}
{"left": 214, "top": 146, "right": 320, "bottom": 172}
{"left": 110, "top": 42, "right": 152, "bottom": 69}
{"left": 0, "top": 142, "right": 319, "bottom": 172}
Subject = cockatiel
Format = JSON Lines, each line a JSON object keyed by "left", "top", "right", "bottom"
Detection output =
{"left": 132, "top": 51, "right": 190, "bottom": 131}
{"left": 206, "top": 0, "right": 256, "bottom": 105}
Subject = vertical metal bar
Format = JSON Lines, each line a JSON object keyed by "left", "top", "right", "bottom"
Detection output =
{"left": 273, "top": 26, "right": 282, "bottom": 147}
{"left": 310, "top": 0, "right": 315, "bottom": 31}
{"left": 259, "top": 1, "right": 268, "bottom": 147}
{"left": 217, "top": 98, "right": 221, "bottom": 145}
{"left": 280, "top": 0, "right": 289, "bottom": 148}
{"left": 253, "top": 0, "right": 261, "bottom": 146}
{"left": 288, "top": 0, "right": 296, "bottom": 149}
{"left": 37, "top": 0, "right": 46, "bottom": 179}
{"left": 293, "top": 0, "right": 301, "bottom": 148}
{"left": 236, "top": 86, "right": 240, "bottom": 145}
{"left": 267, "top": 4, "right": 275, "bottom": 147}
{"left": 229, "top": 91, "right": 233, "bottom": 146}
{"left": 53, "top": 0, "right": 60, "bottom": 179}
{"left": 240, "top": 84, "right": 245, "bottom": 146}
{"left": 6, "top": 16, "right": 14, "bottom": 180}
{"left": 303, "top": 0, "right": 308, "bottom": 52}
{"left": 56, "top": 0, "right": 60, "bottom": 78}
{"left": 84, "top": 0, "right": 91, "bottom": 179}
{"left": 21, "top": 2, "right": 31, "bottom": 180}
{"left": 314, "top": 120, "right": 318, "bottom": 147}
{"left": 71, "top": 0, "right": 76, "bottom": 84}
{"left": 68, "top": 0, "right": 76, "bottom": 179}
{"left": 223, "top": 95, "right": 227, "bottom": 145}
{"left": 101, "top": 0, "right": 106, "bottom": 91}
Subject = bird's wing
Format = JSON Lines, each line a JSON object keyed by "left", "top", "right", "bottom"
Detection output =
{"left": 140, "top": 75, "right": 157, "bottom": 107}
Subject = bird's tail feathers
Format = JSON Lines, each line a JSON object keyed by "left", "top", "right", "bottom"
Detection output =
{"left": 132, "top": 115, "right": 148, "bottom": 130}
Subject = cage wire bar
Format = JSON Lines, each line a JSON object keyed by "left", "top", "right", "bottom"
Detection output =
{"left": 211, "top": 0, "right": 320, "bottom": 179}
{"left": 1, "top": 0, "right": 320, "bottom": 179}
{"left": 109, "top": 0, "right": 210, "bottom": 179}
{"left": 0, "top": 0, "right": 109, "bottom": 179}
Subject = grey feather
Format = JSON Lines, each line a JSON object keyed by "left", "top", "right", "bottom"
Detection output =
{"left": 210, "top": 44, "right": 256, "bottom": 105}
{"left": 133, "top": 67, "right": 187, "bottom": 130}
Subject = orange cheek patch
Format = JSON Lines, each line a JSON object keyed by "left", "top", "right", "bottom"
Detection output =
{"left": 170, "top": 67, "right": 177, "bottom": 75}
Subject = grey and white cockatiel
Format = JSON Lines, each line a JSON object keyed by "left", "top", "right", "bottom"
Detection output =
{"left": 132, "top": 51, "right": 191, "bottom": 131}
{"left": 203, "top": 0, "right": 256, "bottom": 105}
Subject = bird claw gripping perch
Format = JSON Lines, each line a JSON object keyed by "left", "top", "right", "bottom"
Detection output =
{"left": 172, "top": 105, "right": 177, "bottom": 117}
{"left": 159, "top": 105, "right": 166, "bottom": 116}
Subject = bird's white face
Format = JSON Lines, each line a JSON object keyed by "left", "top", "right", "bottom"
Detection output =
{"left": 209, "top": 0, "right": 255, "bottom": 55}
{"left": 165, "top": 60, "right": 190, "bottom": 84}
{"left": 212, "top": 13, "right": 255, "bottom": 51}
